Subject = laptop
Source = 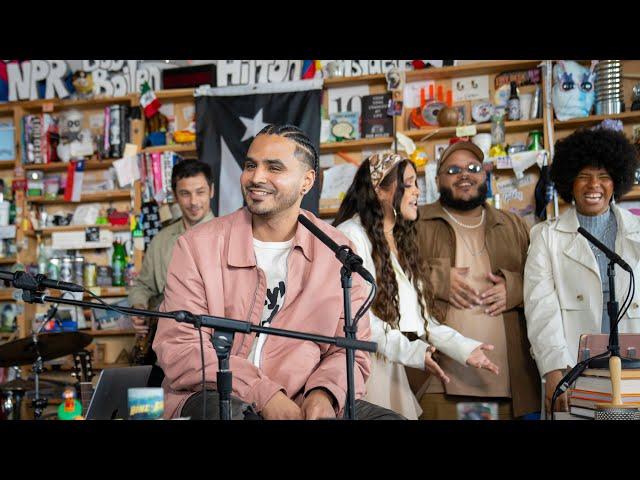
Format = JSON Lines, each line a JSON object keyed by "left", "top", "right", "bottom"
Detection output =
{"left": 85, "top": 366, "right": 153, "bottom": 420}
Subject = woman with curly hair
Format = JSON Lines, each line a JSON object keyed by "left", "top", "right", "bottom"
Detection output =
{"left": 524, "top": 127, "right": 640, "bottom": 416}
{"left": 334, "top": 153, "right": 499, "bottom": 419}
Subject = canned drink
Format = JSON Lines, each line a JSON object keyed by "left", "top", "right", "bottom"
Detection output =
{"left": 47, "top": 258, "right": 60, "bottom": 281}
{"left": 60, "top": 256, "right": 73, "bottom": 283}
{"left": 74, "top": 256, "right": 84, "bottom": 285}
{"left": 83, "top": 263, "right": 97, "bottom": 287}
{"left": 96, "top": 266, "right": 112, "bottom": 287}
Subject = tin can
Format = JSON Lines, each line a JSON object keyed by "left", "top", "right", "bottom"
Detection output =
{"left": 96, "top": 266, "right": 112, "bottom": 287}
{"left": 83, "top": 263, "right": 97, "bottom": 287}
{"left": 60, "top": 256, "right": 73, "bottom": 283}
{"left": 74, "top": 256, "right": 84, "bottom": 285}
{"left": 47, "top": 258, "right": 60, "bottom": 281}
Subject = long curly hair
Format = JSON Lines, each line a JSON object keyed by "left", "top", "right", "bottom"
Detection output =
{"left": 550, "top": 128, "right": 640, "bottom": 203}
{"left": 333, "top": 157, "right": 440, "bottom": 332}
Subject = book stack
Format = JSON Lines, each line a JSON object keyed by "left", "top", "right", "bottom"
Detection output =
{"left": 569, "top": 368, "right": 640, "bottom": 418}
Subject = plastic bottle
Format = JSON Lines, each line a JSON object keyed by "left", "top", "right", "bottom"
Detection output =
{"left": 111, "top": 241, "right": 126, "bottom": 287}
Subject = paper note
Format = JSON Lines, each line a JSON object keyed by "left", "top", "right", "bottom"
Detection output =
{"left": 320, "top": 163, "right": 358, "bottom": 201}
{"left": 124, "top": 143, "right": 139, "bottom": 158}
{"left": 113, "top": 156, "right": 141, "bottom": 188}
{"left": 452, "top": 75, "right": 490, "bottom": 102}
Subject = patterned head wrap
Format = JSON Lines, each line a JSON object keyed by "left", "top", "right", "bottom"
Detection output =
{"left": 369, "top": 153, "right": 404, "bottom": 188}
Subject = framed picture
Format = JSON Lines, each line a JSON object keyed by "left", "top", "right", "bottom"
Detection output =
{"left": 434, "top": 143, "right": 449, "bottom": 163}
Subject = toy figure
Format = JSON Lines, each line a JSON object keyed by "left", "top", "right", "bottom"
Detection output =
{"left": 552, "top": 60, "right": 597, "bottom": 121}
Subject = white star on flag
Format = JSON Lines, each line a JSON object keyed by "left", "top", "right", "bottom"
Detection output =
{"left": 239, "top": 109, "right": 269, "bottom": 142}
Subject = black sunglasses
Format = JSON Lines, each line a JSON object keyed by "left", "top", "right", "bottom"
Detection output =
{"left": 441, "top": 163, "right": 483, "bottom": 175}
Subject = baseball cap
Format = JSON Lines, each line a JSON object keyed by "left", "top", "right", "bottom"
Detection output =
{"left": 437, "top": 141, "right": 484, "bottom": 173}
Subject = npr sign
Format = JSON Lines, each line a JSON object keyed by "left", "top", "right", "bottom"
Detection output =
{"left": 7, "top": 60, "right": 161, "bottom": 101}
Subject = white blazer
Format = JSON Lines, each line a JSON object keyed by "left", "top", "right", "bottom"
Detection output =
{"left": 336, "top": 216, "right": 481, "bottom": 370}
{"left": 524, "top": 204, "right": 640, "bottom": 377}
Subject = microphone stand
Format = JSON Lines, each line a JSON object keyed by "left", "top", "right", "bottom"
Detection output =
{"left": 587, "top": 258, "right": 640, "bottom": 370}
{"left": 30, "top": 303, "right": 58, "bottom": 419}
{"left": 297, "top": 215, "right": 376, "bottom": 420}
{"left": 550, "top": 229, "right": 640, "bottom": 419}
{"left": 19, "top": 289, "right": 377, "bottom": 421}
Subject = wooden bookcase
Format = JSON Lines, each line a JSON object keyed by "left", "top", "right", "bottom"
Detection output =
{"left": 2, "top": 59, "right": 640, "bottom": 375}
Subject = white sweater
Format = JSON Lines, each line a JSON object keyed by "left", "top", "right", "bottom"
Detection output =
{"left": 336, "top": 216, "right": 481, "bottom": 370}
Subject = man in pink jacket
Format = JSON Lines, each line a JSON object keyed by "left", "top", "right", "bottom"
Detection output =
{"left": 154, "top": 124, "right": 402, "bottom": 420}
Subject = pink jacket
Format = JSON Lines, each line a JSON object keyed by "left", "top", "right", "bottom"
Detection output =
{"left": 153, "top": 207, "right": 371, "bottom": 418}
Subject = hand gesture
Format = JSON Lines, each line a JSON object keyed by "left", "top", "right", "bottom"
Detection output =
{"left": 465, "top": 343, "right": 500, "bottom": 375}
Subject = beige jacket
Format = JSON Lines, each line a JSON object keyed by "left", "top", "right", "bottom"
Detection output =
{"left": 128, "top": 211, "right": 215, "bottom": 308}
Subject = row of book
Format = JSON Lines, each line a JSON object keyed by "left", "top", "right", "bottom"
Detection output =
{"left": 569, "top": 368, "right": 640, "bottom": 418}
{"left": 138, "top": 151, "right": 181, "bottom": 205}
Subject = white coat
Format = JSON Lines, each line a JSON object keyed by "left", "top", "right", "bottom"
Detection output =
{"left": 524, "top": 205, "right": 640, "bottom": 378}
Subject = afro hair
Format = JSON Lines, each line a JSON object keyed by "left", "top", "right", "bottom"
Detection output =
{"left": 550, "top": 128, "right": 640, "bottom": 203}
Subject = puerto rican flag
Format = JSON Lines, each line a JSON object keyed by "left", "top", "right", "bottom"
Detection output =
{"left": 195, "top": 79, "right": 322, "bottom": 216}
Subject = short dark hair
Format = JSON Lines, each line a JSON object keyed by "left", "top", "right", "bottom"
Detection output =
{"left": 171, "top": 159, "right": 214, "bottom": 192}
{"left": 256, "top": 124, "right": 319, "bottom": 177}
{"left": 550, "top": 128, "right": 640, "bottom": 203}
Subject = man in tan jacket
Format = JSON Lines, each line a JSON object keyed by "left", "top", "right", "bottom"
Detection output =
{"left": 128, "top": 159, "right": 215, "bottom": 364}
{"left": 414, "top": 141, "right": 540, "bottom": 419}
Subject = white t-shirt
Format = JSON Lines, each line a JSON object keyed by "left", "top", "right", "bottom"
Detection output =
{"left": 247, "top": 237, "right": 293, "bottom": 368}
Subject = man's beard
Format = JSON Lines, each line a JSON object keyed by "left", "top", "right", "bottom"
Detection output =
{"left": 439, "top": 181, "right": 488, "bottom": 211}
{"left": 243, "top": 185, "right": 300, "bottom": 217}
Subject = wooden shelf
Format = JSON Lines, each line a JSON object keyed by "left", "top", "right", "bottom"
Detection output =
{"left": 48, "top": 286, "right": 128, "bottom": 299}
{"left": 26, "top": 190, "right": 131, "bottom": 204}
{"left": 622, "top": 185, "right": 640, "bottom": 202}
{"left": 155, "top": 88, "right": 195, "bottom": 100}
{"left": 18, "top": 94, "right": 134, "bottom": 112}
{"left": 320, "top": 137, "right": 394, "bottom": 153}
{"left": 92, "top": 362, "right": 131, "bottom": 370}
{"left": 405, "top": 60, "right": 542, "bottom": 82}
{"left": 84, "top": 329, "right": 137, "bottom": 337}
{"left": 23, "top": 160, "right": 116, "bottom": 172}
{"left": 0, "top": 160, "right": 15, "bottom": 169}
{"left": 554, "top": 111, "right": 640, "bottom": 129}
{"left": 403, "top": 118, "right": 544, "bottom": 141}
{"left": 83, "top": 286, "right": 128, "bottom": 298}
{"left": 0, "top": 256, "right": 17, "bottom": 265}
{"left": 26, "top": 224, "right": 129, "bottom": 237}
{"left": 0, "top": 289, "right": 16, "bottom": 301}
{"left": 142, "top": 143, "right": 196, "bottom": 153}
{"left": 0, "top": 331, "right": 16, "bottom": 339}
{"left": 323, "top": 73, "right": 387, "bottom": 87}
{"left": 318, "top": 208, "right": 339, "bottom": 219}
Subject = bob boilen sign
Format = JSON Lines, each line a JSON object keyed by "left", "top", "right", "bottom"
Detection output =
{"left": 6, "top": 60, "right": 161, "bottom": 101}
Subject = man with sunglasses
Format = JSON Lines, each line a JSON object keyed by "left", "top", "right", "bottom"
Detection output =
{"left": 413, "top": 141, "right": 540, "bottom": 419}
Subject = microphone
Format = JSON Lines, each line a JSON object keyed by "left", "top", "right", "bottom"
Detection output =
{"left": 0, "top": 270, "right": 85, "bottom": 293}
{"left": 297, "top": 214, "right": 375, "bottom": 284}
{"left": 577, "top": 227, "right": 633, "bottom": 273}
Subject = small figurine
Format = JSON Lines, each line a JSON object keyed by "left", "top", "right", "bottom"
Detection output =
{"left": 71, "top": 71, "right": 94, "bottom": 99}
{"left": 57, "top": 386, "right": 83, "bottom": 420}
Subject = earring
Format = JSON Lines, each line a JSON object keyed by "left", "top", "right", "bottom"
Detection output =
{"left": 392, "top": 207, "right": 397, "bottom": 221}
{"left": 571, "top": 198, "right": 576, "bottom": 206}
{"left": 611, "top": 197, "right": 616, "bottom": 205}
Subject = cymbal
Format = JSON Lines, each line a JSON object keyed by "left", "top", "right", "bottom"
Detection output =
{"left": 0, "top": 332, "right": 92, "bottom": 367}
{"left": 0, "top": 378, "right": 56, "bottom": 392}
